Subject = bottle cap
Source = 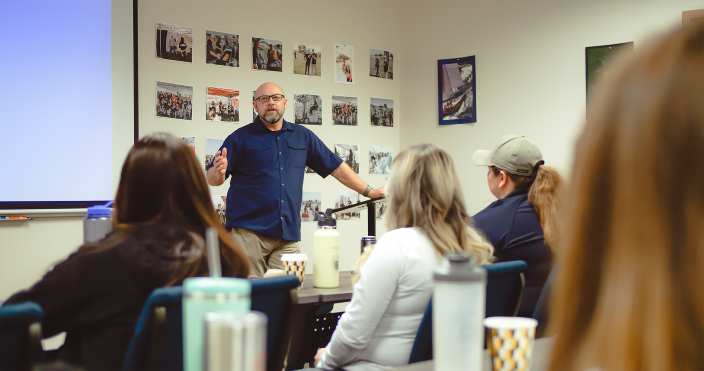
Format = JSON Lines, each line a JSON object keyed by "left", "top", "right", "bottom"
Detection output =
{"left": 183, "top": 277, "right": 251, "bottom": 296}
{"left": 317, "top": 212, "right": 337, "bottom": 228}
{"left": 86, "top": 201, "right": 114, "bottom": 217}
{"left": 434, "top": 251, "right": 487, "bottom": 282}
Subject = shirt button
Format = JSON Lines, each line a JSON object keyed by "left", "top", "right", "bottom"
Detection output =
{"left": 281, "top": 183, "right": 284, "bottom": 186}
{"left": 279, "top": 152, "right": 281, "bottom": 154}
{"left": 281, "top": 167, "right": 283, "bottom": 170}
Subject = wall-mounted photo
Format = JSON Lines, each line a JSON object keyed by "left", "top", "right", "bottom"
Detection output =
{"left": 156, "top": 81, "right": 193, "bottom": 120}
{"left": 252, "top": 90, "right": 257, "bottom": 122}
{"left": 206, "top": 87, "right": 239, "bottom": 122}
{"left": 253, "top": 37, "right": 282, "bottom": 72}
{"left": 369, "top": 49, "right": 393, "bottom": 80}
{"left": 156, "top": 23, "right": 192, "bottom": 62}
{"left": 332, "top": 96, "right": 358, "bottom": 126}
{"left": 370, "top": 97, "right": 394, "bottom": 127}
{"left": 334, "top": 44, "right": 354, "bottom": 84}
{"left": 206, "top": 30, "right": 239, "bottom": 67}
{"left": 369, "top": 145, "right": 393, "bottom": 175}
{"left": 301, "top": 191, "right": 322, "bottom": 222}
{"left": 438, "top": 56, "right": 475, "bottom": 125}
{"left": 375, "top": 203, "right": 387, "bottom": 220}
{"left": 211, "top": 195, "right": 227, "bottom": 225}
{"left": 294, "top": 94, "right": 322, "bottom": 125}
{"left": 586, "top": 42, "right": 633, "bottom": 104}
{"left": 181, "top": 136, "right": 196, "bottom": 154}
{"left": 293, "top": 43, "right": 321, "bottom": 77}
{"left": 334, "top": 143, "right": 360, "bottom": 173}
{"left": 333, "top": 190, "right": 360, "bottom": 220}
{"left": 205, "top": 137, "right": 224, "bottom": 170}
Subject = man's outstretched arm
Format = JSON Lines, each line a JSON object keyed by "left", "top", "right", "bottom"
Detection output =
{"left": 330, "top": 162, "right": 385, "bottom": 199}
{"left": 207, "top": 148, "right": 227, "bottom": 186}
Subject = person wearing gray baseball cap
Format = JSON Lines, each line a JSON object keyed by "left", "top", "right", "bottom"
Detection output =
{"left": 471, "top": 134, "right": 562, "bottom": 317}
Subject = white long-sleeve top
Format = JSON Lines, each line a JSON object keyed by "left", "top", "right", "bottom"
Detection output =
{"left": 317, "top": 227, "right": 440, "bottom": 371}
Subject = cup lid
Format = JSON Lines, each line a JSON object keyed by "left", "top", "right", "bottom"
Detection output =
{"left": 281, "top": 253, "right": 308, "bottom": 262}
{"left": 183, "top": 277, "right": 251, "bottom": 295}
{"left": 483, "top": 316, "right": 538, "bottom": 330}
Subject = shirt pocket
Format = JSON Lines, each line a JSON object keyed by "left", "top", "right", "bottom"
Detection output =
{"left": 287, "top": 140, "right": 307, "bottom": 169}
{"left": 243, "top": 139, "right": 273, "bottom": 169}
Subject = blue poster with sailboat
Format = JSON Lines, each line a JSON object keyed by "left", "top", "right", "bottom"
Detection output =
{"left": 437, "top": 56, "right": 476, "bottom": 125}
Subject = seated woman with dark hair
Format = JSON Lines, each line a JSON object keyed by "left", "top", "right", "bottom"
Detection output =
{"left": 3, "top": 133, "right": 250, "bottom": 371}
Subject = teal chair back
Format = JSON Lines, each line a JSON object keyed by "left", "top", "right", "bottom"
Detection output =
{"left": 0, "top": 301, "right": 43, "bottom": 371}
{"left": 122, "top": 275, "right": 300, "bottom": 371}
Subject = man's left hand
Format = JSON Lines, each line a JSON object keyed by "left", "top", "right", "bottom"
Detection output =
{"left": 368, "top": 187, "right": 385, "bottom": 199}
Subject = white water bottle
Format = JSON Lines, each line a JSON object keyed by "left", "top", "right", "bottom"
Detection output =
{"left": 313, "top": 212, "right": 340, "bottom": 288}
{"left": 433, "top": 252, "right": 487, "bottom": 371}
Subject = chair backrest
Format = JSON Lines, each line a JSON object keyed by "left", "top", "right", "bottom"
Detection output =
{"left": 0, "top": 301, "right": 43, "bottom": 371}
{"left": 408, "top": 299, "right": 433, "bottom": 364}
{"left": 250, "top": 275, "right": 300, "bottom": 371}
{"left": 122, "top": 286, "right": 183, "bottom": 371}
{"left": 483, "top": 260, "right": 527, "bottom": 317}
{"left": 407, "top": 260, "right": 527, "bottom": 364}
{"left": 122, "top": 275, "right": 300, "bottom": 371}
{"left": 532, "top": 264, "right": 556, "bottom": 338}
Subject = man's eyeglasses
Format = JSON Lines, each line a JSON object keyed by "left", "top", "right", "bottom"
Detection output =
{"left": 254, "top": 94, "right": 285, "bottom": 103}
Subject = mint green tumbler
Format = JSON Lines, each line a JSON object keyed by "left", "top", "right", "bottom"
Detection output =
{"left": 183, "top": 277, "right": 251, "bottom": 371}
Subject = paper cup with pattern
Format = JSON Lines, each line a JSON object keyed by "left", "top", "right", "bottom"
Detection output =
{"left": 281, "top": 254, "right": 308, "bottom": 289}
{"left": 483, "top": 317, "right": 538, "bottom": 371}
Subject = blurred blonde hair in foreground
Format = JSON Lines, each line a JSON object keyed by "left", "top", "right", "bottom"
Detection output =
{"left": 354, "top": 144, "right": 493, "bottom": 283}
{"left": 548, "top": 22, "right": 704, "bottom": 371}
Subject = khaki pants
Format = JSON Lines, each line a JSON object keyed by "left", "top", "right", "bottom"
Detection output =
{"left": 229, "top": 228, "right": 300, "bottom": 277}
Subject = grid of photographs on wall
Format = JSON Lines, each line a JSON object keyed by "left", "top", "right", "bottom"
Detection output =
{"left": 212, "top": 195, "right": 227, "bottom": 225}
{"left": 206, "top": 30, "right": 239, "bottom": 67}
{"left": 294, "top": 94, "right": 322, "bottom": 125}
{"left": 370, "top": 98, "right": 393, "bottom": 127}
{"left": 334, "top": 143, "right": 360, "bottom": 173}
{"left": 301, "top": 191, "right": 322, "bottom": 222}
{"left": 156, "top": 81, "right": 193, "bottom": 120}
{"left": 253, "top": 38, "right": 283, "bottom": 72}
{"left": 204, "top": 138, "right": 224, "bottom": 170}
{"left": 332, "top": 96, "right": 358, "bottom": 126}
{"left": 334, "top": 44, "right": 354, "bottom": 84}
{"left": 370, "top": 49, "right": 393, "bottom": 80}
{"left": 156, "top": 23, "right": 192, "bottom": 62}
{"left": 181, "top": 136, "right": 196, "bottom": 154}
{"left": 369, "top": 145, "right": 392, "bottom": 175}
{"left": 294, "top": 43, "right": 321, "bottom": 77}
{"left": 333, "top": 190, "right": 360, "bottom": 220}
{"left": 206, "top": 87, "right": 239, "bottom": 122}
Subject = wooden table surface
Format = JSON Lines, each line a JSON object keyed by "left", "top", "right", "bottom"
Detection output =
{"left": 392, "top": 337, "right": 554, "bottom": 371}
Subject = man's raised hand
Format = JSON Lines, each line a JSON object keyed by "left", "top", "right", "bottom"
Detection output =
{"left": 214, "top": 148, "right": 228, "bottom": 176}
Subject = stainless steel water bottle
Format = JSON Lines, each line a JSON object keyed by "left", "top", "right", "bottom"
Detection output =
{"left": 83, "top": 201, "right": 114, "bottom": 243}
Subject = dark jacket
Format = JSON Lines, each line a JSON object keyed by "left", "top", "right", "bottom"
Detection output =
{"left": 472, "top": 189, "right": 553, "bottom": 317}
{"left": 4, "top": 225, "right": 216, "bottom": 371}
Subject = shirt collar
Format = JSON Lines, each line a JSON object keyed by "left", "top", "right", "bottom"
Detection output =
{"left": 254, "top": 116, "right": 294, "bottom": 133}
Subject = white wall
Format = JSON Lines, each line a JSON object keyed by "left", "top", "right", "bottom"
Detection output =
{"left": 399, "top": 0, "right": 702, "bottom": 214}
{"left": 3, "top": 0, "right": 701, "bottom": 300}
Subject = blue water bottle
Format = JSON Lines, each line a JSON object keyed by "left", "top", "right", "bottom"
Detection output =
{"left": 83, "top": 201, "right": 114, "bottom": 243}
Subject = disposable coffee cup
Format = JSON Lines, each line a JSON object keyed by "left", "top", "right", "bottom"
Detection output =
{"left": 281, "top": 253, "right": 308, "bottom": 289}
{"left": 483, "top": 316, "right": 538, "bottom": 371}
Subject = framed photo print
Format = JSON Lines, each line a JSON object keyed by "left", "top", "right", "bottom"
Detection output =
{"left": 334, "top": 44, "right": 354, "bottom": 84}
{"left": 438, "top": 56, "right": 475, "bottom": 125}
{"left": 586, "top": 42, "right": 633, "bottom": 104}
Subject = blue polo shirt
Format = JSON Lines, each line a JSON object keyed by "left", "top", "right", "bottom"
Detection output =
{"left": 206, "top": 118, "right": 343, "bottom": 241}
{"left": 472, "top": 189, "right": 553, "bottom": 317}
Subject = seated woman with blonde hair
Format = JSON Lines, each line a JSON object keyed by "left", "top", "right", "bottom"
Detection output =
{"left": 548, "top": 23, "right": 704, "bottom": 371}
{"left": 3, "top": 133, "right": 250, "bottom": 370}
{"left": 313, "top": 143, "right": 494, "bottom": 371}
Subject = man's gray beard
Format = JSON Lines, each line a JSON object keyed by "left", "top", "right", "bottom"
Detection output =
{"left": 262, "top": 111, "right": 281, "bottom": 124}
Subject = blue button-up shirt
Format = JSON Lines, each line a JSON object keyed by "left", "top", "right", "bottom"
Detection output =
{"left": 206, "top": 118, "right": 343, "bottom": 241}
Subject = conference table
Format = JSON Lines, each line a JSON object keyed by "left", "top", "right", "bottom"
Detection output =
{"left": 286, "top": 271, "right": 356, "bottom": 370}
{"left": 393, "top": 337, "right": 555, "bottom": 371}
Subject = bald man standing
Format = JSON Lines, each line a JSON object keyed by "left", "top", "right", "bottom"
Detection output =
{"left": 207, "top": 82, "right": 384, "bottom": 277}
